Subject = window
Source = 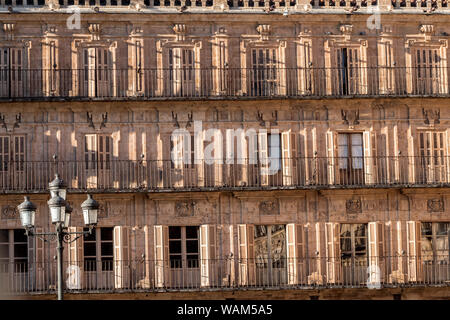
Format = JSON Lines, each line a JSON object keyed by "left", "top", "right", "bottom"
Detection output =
{"left": 337, "top": 133, "right": 364, "bottom": 184}
{"left": 83, "top": 227, "right": 113, "bottom": 271}
{"left": 0, "top": 229, "right": 28, "bottom": 273}
{"left": 421, "top": 222, "right": 449, "bottom": 262}
{"left": 168, "top": 48, "right": 195, "bottom": 96}
{"left": 84, "top": 134, "right": 112, "bottom": 171}
{"left": 168, "top": 226, "right": 199, "bottom": 269}
{"left": 170, "top": 134, "right": 195, "bottom": 169}
{"left": 0, "top": 135, "right": 25, "bottom": 172}
{"left": 340, "top": 224, "right": 368, "bottom": 261}
{"left": 336, "top": 48, "right": 361, "bottom": 95}
{"left": 414, "top": 48, "right": 442, "bottom": 94}
{"left": 0, "top": 48, "right": 25, "bottom": 97}
{"left": 250, "top": 48, "right": 278, "bottom": 96}
{"left": 82, "top": 47, "right": 111, "bottom": 97}
{"left": 418, "top": 132, "right": 446, "bottom": 183}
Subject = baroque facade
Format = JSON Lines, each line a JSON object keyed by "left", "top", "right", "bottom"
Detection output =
{"left": 0, "top": 0, "right": 449, "bottom": 298}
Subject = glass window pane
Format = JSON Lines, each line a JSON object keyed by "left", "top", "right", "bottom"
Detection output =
{"left": 351, "top": 134, "right": 362, "bottom": 146}
{"left": 84, "top": 258, "right": 96, "bottom": 271}
{"left": 186, "top": 240, "right": 198, "bottom": 254}
{"left": 84, "top": 243, "right": 96, "bottom": 257}
{"left": 14, "top": 244, "right": 27, "bottom": 258}
{"left": 101, "top": 228, "right": 113, "bottom": 241}
{"left": 185, "top": 226, "right": 198, "bottom": 239}
{"left": 101, "top": 257, "right": 113, "bottom": 271}
{"left": 0, "top": 230, "right": 8, "bottom": 243}
{"left": 13, "top": 230, "right": 27, "bottom": 243}
{"left": 101, "top": 243, "right": 113, "bottom": 256}
{"left": 436, "top": 223, "right": 449, "bottom": 236}
{"left": 169, "top": 240, "right": 181, "bottom": 254}
{"left": 421, "top": 222, "right": 432, "bottom": 236}
{"left": 169, "top": 226, "right": 181, "bottom": 239}
{"left": 0, "top": 244, "right": 8, "bottom": 259}
{"left": 83, "top": 229, "right": 96, "bottom": 241}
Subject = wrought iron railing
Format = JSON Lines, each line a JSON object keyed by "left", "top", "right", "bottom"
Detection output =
{"left": 0, "top": 156, "right": 449, "bottom": 192}
{"left": 1, "top": 256, "right": 449, "bottom": 294}
{"left": 0, "top": 67, "right": 448, "bottom": 100}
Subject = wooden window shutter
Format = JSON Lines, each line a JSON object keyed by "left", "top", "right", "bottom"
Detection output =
{"left": 326, "top": 131, "right": 335, "bottom": 184}
{"left": 200, "top": 224, "right": 217, "bottom": 287}
{"left": 406, "top": 221, "right": 422, "bottom": 282}
{"left": 27, "top": 231, "right": 35, "bottom": 290}
{"left": 113, "top": 226, "right": 130, "bottom": 289}
{"left": 86, "top": 47, "right": 96, "bottom": 97}
{"left": 286, "top": 224, "right": 306, "bottom": 285}
{"left": 281, "top": 132, "right": 292, "bottom": 186}
{"left": 154, "top": 225, "right": 169, "bottom": 288}
{"left": 363, "top": 131, "right": 373, "bottom": 184}
{"left": 368, "top": 222, "right": 385, "bottom": 284}
{"left": 325, "top": 222, "right": 341, "bottom": 284}
{"left": 67, "top": 227, "right": 84, "bottom": 290}
{"left": 291, "top": 132, "right": 298, "bottom": 184}
{"left": 258, "top": 131, "right": 269, "bottom": 186}
{"left": 34, "top": 227, "right": 45, "bottom": 290}
{"left": 237, "top": 224, "right": 255, "bottom": 286}
{"left": 0, "top": 136, "right": 9, "bottom": 171}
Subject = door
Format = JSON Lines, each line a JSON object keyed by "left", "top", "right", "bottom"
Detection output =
{"left": 169, "top": 48, "right": 195, "bottom": 97}
{"left": 340, "top": 224, "right": 368, "bottom": 286}
{"left": 336, "top": 48, "right": 361, "bottom": 95}
{"left": 337, "top": 133, "right": 364, "bottom": 185}
{"left": 82, "top": 48, "right": 111, "bottom": 97}
{"left": 85, "top": 135, "right": 112, "bottom": 189}
{"left": 418, "top": 132, "right": 446, "bottom": 183}
{"left": 420, "top": 222, "right": 450, "bottom": 284}
{"left": 0, "top": 136, "right": 25, "bottom": 191}
{"left": 251, "top": 48, "right": 278, "bottom": 96}
{"left": 254, "top": 225, "right": 287, "bottom": 286}
{"left": 0, "top": 48, "right": 24, "bottom": 98}
{"left": 414, "top": 49, "right": 442, "bottom": 95}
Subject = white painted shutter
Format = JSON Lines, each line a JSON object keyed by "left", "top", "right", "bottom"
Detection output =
{"left": 214, "top": 130, "right": 223, "bottom": 186}
{"left": 67, "top": 227, "right": 84, "bottom": 290}
{"left": 86, "top": 48, "right": 96, "bottom": 97}
{"left": 200, "top": 224, "right": 217, "bottom": 287}
{"left": 0, "top": 48, "right": 9, "bottom": 97}
{"left": 258, "top": 131, "right": 269, "bottom": 186}
{"left": 96, "top": 48, "right": 110, "bottom": 97}
{"left": 286, "top": 223, "right": 305, "bottom": 285}
{"left": 368, "top": 222, "right": 385, "bottom": 284}
{"left": 326, "top": 131, "right": 335, "bottom": 185}
{"left": 282, "top": 132, "right": 292, "bottom": 186}
{"left": 325, "top": 222, "right": 341, "bottom": 284}
{"left": 10, "top": 48, "right": 23, "bottom": 97}
{"left": 154, "top": 225, "right": 169, "bottom": 288}
{"left": 363, "top": 131, "right": 374, "bottom": 184}
{"left": 113, "top": 226, "right": 130, "bottom": 289}
{"left": 406, "top": 221, "right": 422, "bottom": 282}
{"left": 387, "top": 221, "right": 406, "bottom": 284}
{"left": 238, "top": 224, "right": 255, "bottom": 286}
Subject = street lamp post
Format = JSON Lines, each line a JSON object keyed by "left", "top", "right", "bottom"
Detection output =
{"left": 17, "top": 174, "right": 99, "bottom": 300}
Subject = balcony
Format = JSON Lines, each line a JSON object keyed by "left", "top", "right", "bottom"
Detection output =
{"left": 1, "top": 256, "right": 449, "bottom": 295}
{"left": 0, "top": 67, "right": 448, "bottom": 101}
{"left": 0, "top": 156, "right": 449, "bottom": 193}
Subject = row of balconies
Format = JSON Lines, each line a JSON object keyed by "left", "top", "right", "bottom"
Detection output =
{"left": 0, "top": 156, "right": 449, "bottom": 193}
{"left": 1, "top": 256, "right": 449, "bottom": 294}
{"left": 0, "top": 67, "right": 448, "bottom": 100}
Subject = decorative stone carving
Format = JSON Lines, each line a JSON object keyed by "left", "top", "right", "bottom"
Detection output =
{"left": 423, "top": 108, "right": 440, "bottom": 125}
{"left": 427, "top": 198, "right": 444, "bottom": 213}
{"left": 346, "top": 198, "right": 362, "bottom": 214}
{"left": 419, "top": 24, "right": 434, "bottom": 35}
{"left": 87, "top": 112, "right": 107, "bottom": 130}
{"left": 340, "top": 24, "right": 353, "bottom": 35}
{"left": 341, "top": 109, "right": 360, "bottom": 126}
{"left": 259, "top": 200, "right": 279, "bottom": 215}
{"left": 3, "top": 23, "right": 15, "bottom": 40}
{"left": 0, "top": 113, "right": 22, "bottom": 132}
{"left": 256, "top": 111, "right": 265, "bottom": 126}
{"left": 175, "top": 201, "right": 196, "bottom": 217}
{"left": 1, "top": 205, "right": 18, "bottom": 220}
{"left": 88, "top": 23, "right": 101, "bottom": 41}
{"left": 256, "top": 24, "right": 271, "bottom": 41}
{"left": 173, "top": 24, "right": 187, "bottom": 41}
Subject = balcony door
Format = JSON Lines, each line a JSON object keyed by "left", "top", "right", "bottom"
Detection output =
{"left": 254, "top": 225, "right": 287, "bottom": 286}
{"left": 337, "top": 133, "right": 364, "bottom": 185}
{"left": 250, "top": 48, "right": 278, "bottom": 96}
{"left": 421, "top": 222, "right": 450, "bottom": 283}
{"left": 340, "top": 223, "right": 368, "bottom": 285}
{"left": 0, "top": 48, "right": 24, "bottom": 98}
{"left": 84, "top": 134, "right": 113, "bottom": 189}
{"left": 0, "top": 136, "right": 26, "bottom": 190}
{"left": 82, "top": 48, "right": 112, "bottom": 98}
{"left": 336, "top": 48, "right": 361, "bottom": 95}
{"left": 418, "top": 132, "right": 447, "bottom": 183}
{"left": 168, "top": 48, "right": 195, "bottom": 97}
{"left": 414, "top": 49, "right": 443, "bottom": 95}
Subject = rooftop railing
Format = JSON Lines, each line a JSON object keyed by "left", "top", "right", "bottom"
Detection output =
{"left": 1, "top": 256, "right": 449, "bottom": 294}
{"left": 0, "top": 67, "right": 449, "bottom": 100}
{"left": 0, "top": 156, "right": 449, "bottom": 193}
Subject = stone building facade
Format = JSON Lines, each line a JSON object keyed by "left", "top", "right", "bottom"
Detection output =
{"left": 0, "top": 0, "right": 449, "bottom": 297}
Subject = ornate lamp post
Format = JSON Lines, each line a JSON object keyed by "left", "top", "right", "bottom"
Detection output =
{"left": 17, "top": 175, "right": 99, "bottom": 300}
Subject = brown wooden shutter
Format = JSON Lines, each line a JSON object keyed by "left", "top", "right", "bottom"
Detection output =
{"left": 237, "top": 224, "right": 255, "bottom": 286}
{"left": 34, "top": 227, "right": 45, "bottom": 290}
{"left": 200, "top": 224, "right": 217, "bottom": 287}
{"left": 67, "top": 227, "right": 84, "bottom": 290}
{"left": 154, "top": 225, "right": 169, "bottom": 288}
{"left": 113, "top": 226, "right": 130, "bottom": 289}
{"left": 325, "top": 222, "right": 341, "bottom": 284}
{"left": 407, "top": 221, "right": 422, "bottom": 282}
{"left": 326, "top": 131, "right": 335, "bottom": 185}
{"left": 281, "top": 132, "right": 292, "bottom": 186}
{"left": 387, "top": 221, "right": 406, "bottom": 284}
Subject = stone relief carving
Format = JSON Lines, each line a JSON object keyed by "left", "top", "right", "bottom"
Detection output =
{"left": 346, "top": 198, "right": 362, "bottom": 214}
{"left": 1, "top": 205, "right": 18, "bottom": 220}
{"left": 256, "top": 24, "right": 271, "bottom": 41}
{"left": 175, "top": 201, "right": 196, "bottom": 217}
{"left": 427, "top": 198, "right": 444, "bottom": 213}
{"left": 259, "top": 200, "right": 280, "bottom": 215}
{"left": 0, "top": 113, "right": 21, "bottom": 132}
{"left": 423, "top": 108, "right": 440, "bottom": 125}
{"left": 341, "top": 109, "right": 360, "bottom": 126}
{"left": 87, "top": 112, "right": 108, "bottom": 130}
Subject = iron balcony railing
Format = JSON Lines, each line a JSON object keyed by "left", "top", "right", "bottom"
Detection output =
{"left": 1, "top": 256, "right": 449, "bottom": 294}
{"left": 0, "top": 67, "right": 449, "bottom": 100}
{"left": 1, "top": 156, "right": 450, "bottom": 193}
